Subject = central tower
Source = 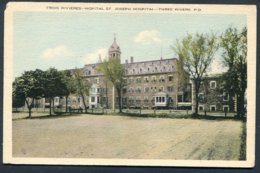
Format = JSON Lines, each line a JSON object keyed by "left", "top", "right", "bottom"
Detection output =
{"left": 108, "top": 34, "right": 121, "bottom": 63}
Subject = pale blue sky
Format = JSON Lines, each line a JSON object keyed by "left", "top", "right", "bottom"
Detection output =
{"left": 13, "top": 12, "right": 246, "bottom": 79}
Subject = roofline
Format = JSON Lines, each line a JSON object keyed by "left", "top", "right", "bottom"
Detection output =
{"left": 83, "top": 57, "right": 178, "bottom": 67}
{"left": 123, "top": 57, "right": 178, "bottom": 65}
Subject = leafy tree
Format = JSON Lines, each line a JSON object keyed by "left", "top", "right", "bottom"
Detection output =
{"left": 60, "top": 70, "right": 77, "bottom": 112}
{"left": 73, "top": 69, "right": 90, "bottom": 113}
{"left": 176, "top": 56, "right": 191, "bottom": 102}
{"left": 12, "top": 69, "right": 44, "bottom": 118}
{"left": 173, "top": 33, "right": 218, "bottom": 115}
{"left": 98, "top": 58, "right": 127, "bottom": 113}
{"left": 12, "top": 79, "right": 25, "bottom": 111}
{"left": 43, "top": 68, "right": 68, "bottom": 115}
{"left": 220, "top": 27, "right": 247, "bottom": 117}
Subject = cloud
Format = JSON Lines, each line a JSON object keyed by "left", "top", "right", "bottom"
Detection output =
{"left": 41, "top": 45, "right": 72, "bottom": 60}
{"left": 134, "top": 30, "right": 162, "bottom": 45}
{"left": 83, "top": 48, "right": 108, "bottom": 64}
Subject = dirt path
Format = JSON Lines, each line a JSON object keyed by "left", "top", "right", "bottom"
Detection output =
{"left": 13, "top": 114, "right": 243, "bottom": 160}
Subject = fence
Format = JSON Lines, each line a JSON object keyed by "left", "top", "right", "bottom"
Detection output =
{"left": 13, "top": 107, "right": 236, "bottom": 118}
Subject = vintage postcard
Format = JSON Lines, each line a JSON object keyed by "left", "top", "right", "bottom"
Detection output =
{"left": 3, "top": 2, "right": 256, "bottom": 167}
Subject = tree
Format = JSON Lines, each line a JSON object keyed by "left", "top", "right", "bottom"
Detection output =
{"left": 176, "top": 55, "right": 190, "bottom": 102}
{"left": 12, "top": 69, "right": 44, "bottom": 118}
{"left": 98, "top": 58, "right": 127, "bottom": 113}
{"left": 60, "top": 70, "right": 77, "bottom": 113}
{"left": 43, "top": 68, "right": 68, "bottom": 115}
{"left": 73, "top": 69, "right": 90, "bottom": 113}
{"left": 220, "top": 27, "right": 247, "bottom": 117}
{"left": 12, "top": 79, "right": 26, "bottom": 111}
{"left": 173, "top": 33, "right": 218, "bottom": 115}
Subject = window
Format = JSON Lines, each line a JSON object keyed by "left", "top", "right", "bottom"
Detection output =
{"left": 159, "top": 76, "right": 165, "bottom": 82}
{"left": 168, "top": 75, "right": 173, "bottom": 81}
{"left": 152, "top": 76, "right": 157, "bottom": 83}
{"left": 151, "top": 87, "right": 157, "bottom": 93}
{"left": 94, "top": 78, "right": 99, "bottom": 84}
{"left": 144, "top": 87, "right": 149, "bottom": 93}
{"left": 91, "top": 97, "right": 95, "bottom": 103}
{"left": 168, "top": 97, "right": 173, "bottom": 103}
{"left": 55, "top": 97, "right": 59, "bottom": 103}
{"left": 167, "top": 86, "right": 174, "bottom": 92}
{"left": 199, "top": 105, "right": 204, "bottom": 111}
{"left": 162, "top": 97, "right": 165, "bottom": 102}
{"left": 199, "top": 93, "right": 204, "bottom": 101}
{"left": 144, "top": 76, "right": 149, "bottom": 83}
{"left": 136, "top": 77, "right": 142, "bottom": 83}
{"left": 77, "top": 97, "right": 81, "bottom": 103}
{"left": 223, "top": 92, "right": 229, "bottom": 101}
{"left": 144, "top": 97, "right": 149, "bottom": 103}
{"left": 101, "top": 97, "right": 107, "bottom": 104}
{"left": 210, "top": 105, "right": 216, "bottom": 111}
{"left": 160, "top": 86, "right": 164, "bottom": 92}
{"left": 136, "top": 87, "right": 141, "bottom": 93}
{"left": 223, "top": 105, "right": 229, "bottom": 112}
{"left": 129, "top": 77, "right": 134, "bottom": 83}
{"left": 129, "top": 87, "right": 134, "bottom": 93}
{"left": 210, "top": 81, "right": 216, "bottom": 89}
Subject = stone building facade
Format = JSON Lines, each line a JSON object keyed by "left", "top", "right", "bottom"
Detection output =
{"left": 191, "top": 74, "right": 236, "bottom": 112}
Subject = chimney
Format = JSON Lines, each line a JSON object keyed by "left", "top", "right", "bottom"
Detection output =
{"left": 125, "top": 59, "right": 128, "bottom": 64}
{"left": 130, "top": 56, "right": 134, "bottom": 63}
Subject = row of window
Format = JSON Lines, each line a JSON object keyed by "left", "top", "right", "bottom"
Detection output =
{"left": 90, "top": 96, "right": 107, "bottom": 103}
{"left": 86, "top": 75, "right": 174, "bottom": 85}
{"left": 126, "top": 66, "right": 175, "bottom": 75}
{"left": 199, "top": 105, "right": 230, "bottom": 112}
{"left": 123, "top": 96, "right": 173, "bottom": 103}
{"left": 90, "top": 88, "right": 108, "bottom": 93}
{"left": 198, "top": 92, "right": 229, "bottom": 101}
{"left": 199, "top": 80, "right": 217, "bottom": 89}
{"left": 128, "top": 75, "right": 173, "bottom": 84}
{"left": 127, "top": 86, "right": 174, "bottom": 93}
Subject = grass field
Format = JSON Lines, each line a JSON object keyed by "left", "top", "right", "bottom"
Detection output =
{"left": 12, "top": 113, "right": 244, "bottom": 160}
